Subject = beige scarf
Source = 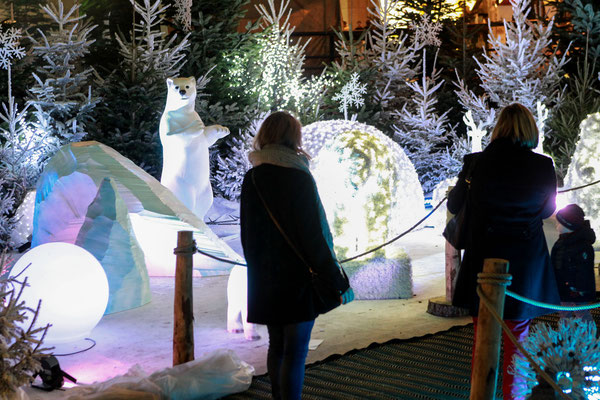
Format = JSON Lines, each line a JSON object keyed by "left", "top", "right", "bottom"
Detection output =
{"left": 248, "top": 144, "right": 310, "bottom": 174}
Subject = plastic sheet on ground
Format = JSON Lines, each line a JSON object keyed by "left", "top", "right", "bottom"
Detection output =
{"left": 64, "top": 349, "right": 254, "bottom": 400}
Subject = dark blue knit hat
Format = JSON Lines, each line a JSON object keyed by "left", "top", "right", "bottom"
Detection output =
{"left": 556, "top": 204, "right": 585, "bottom": 230}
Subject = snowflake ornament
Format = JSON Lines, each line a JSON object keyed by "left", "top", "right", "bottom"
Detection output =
{"left": 410, "top": 15, "right": 442, "bottom": 48}
{"left": 332, "top": 72, "right": 367, "bottom": 120}
{"left": 174, "top": 0, "right": 192, "bottom": 32}
{"left": 0, "top": 26, "right": 25, "bottom": 70}
{"left": 512, "top": 318, "right": 600, "bottom": 400}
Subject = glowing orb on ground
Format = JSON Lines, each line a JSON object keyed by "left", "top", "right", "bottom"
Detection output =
{"left": 306, "top": 120, "right": 424, "bottom": 260}
{"left": 11, "top": 242, "right": 109, "bottom": 344}
{"left": 563, "top": 112, "right": 600, "bottom": 247}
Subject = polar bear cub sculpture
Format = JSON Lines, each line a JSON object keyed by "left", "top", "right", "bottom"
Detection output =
{"left": 227, "top": 265, "right": 260, "bottom": 340}
{"left": 159, "top": 76, "right": 229, "bottom": 219}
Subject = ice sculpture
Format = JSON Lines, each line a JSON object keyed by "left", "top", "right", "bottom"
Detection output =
{"left": 32, "top": 141, "right": 244, "bottom": 284}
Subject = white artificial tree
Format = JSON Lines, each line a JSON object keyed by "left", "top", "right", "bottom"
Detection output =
{"left": 0, "top": 255, "right": 51, "bottom": 398}
{"left": 455, "top": 0, "right": 568, "bottom": 133}
{"left": 0, "top": 26, "right": 51, "bottom": 249}
{"left": 391, "top": 15, "right": 458, "bottom": 194}
{"left": 395, "top": 48, "right": 455, "bottom": 193}
{"left": 28, "top": 0, "right": 99, "bottom": 145}
{"left": 332, "top": 71, "right": 367, "bottom": 120}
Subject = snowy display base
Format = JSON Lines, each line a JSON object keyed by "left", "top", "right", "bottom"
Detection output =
{"left": 343, "top": 249, "right": 412, "bottom": 300}
{"left": 305, "top": 120, "right": 424, "bottom": 259}
{"left": 563, "top": 112, "right": 600, "bottom": 248}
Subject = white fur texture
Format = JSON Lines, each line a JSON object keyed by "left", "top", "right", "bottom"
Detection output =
{"left": 159, "top": 77, "right": 229, "bottom": 219}
{"left": 226, "top": 265, "right": 259, "bottom": 340}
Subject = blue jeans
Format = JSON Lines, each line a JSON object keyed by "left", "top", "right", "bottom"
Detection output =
{"left": 267, "top": 320, "right": 315, "bottom": 400}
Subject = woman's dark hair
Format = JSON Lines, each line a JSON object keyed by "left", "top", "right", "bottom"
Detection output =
{"left": 491, "top": 103, "right": 539, "bottom": 149}
{"left": 253, "top": 111, "right": 310, "bottom": 158}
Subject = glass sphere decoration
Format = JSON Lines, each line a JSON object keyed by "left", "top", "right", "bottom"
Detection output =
{"left": 11, "top": 242, "right": 109, "bottom": 344}
{"left": 306, "top": 120, "right": 424, "bottom": 260}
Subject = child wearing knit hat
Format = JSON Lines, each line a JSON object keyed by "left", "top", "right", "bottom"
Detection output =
{"left": 552, "top": 204, "right": 597, "bottom": 321}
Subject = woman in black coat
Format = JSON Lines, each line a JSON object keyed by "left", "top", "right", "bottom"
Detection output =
{"left": 448, "top": 103, "right": 560, "bottom": 399}
{"left": 240, "top": 111, "right": 353, "bottom": 400}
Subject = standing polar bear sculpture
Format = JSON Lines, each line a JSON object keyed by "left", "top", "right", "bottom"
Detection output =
{"left": 159, "top": 76, "right": 229, "bottom": 219}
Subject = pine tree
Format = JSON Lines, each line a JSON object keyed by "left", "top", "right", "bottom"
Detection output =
{"left": 394, "top": 48, "right": 456, "bottom": 193}
{"left": 455, "top": 0, "right": 568, "bottom": 128}
{"left": 0, "top": 254, "right": 51, "bottom": 397}
{"left": 548, "top": 0, "right": 600, "bottom": 70}
{"left": 545, "top": 0, "right": 600, "bottom": 180}
{"left": 87, "top": 0, "right": 190, "bottom": 177}
{"left": 28, "top": 0, "right": 99, "bottom": 145}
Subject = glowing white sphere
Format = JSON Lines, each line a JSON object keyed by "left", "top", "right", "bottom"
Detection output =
{"left": 563, "top": 112, "right": 600, "bottom": 247}
{"left": 12, "top": 242, "right": 109, "bottom": 344}
{"left": 306, "top": 120, "right": 424, "bottom": 260}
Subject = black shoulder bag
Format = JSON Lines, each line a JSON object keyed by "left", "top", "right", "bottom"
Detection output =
{"left": 443, "top": 158, "right": 478, "bottom": 250}
{"left": 251, "top": 170, "right": 349, "bottom": 315}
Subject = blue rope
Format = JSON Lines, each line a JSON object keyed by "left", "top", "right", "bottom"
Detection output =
{"left": 506, "top": 290, "right": 600, "bottom": 311}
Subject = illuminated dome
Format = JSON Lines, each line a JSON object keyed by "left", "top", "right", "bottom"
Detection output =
{"left": 306, "top": 120, "right": 424, "bottom": 259}
{"left": 563, "top": 112, "right": 600, "bottom": 247}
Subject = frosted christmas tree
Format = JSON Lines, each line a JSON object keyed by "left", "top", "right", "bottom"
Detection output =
{"left": 0, "top": 25, "right": 51, "bottom": 249}
{"left": 0, "top": 255, "right": 51, "bottom": 398}
{"left": 455, "top": 0, "right": 568, "bottom": 135}
{"left": 28, "top": 0, "right": 99, "bottom": 145}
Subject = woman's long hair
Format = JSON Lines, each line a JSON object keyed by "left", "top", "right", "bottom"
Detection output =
{"left": 253, "top": 111, "right": 311, "bottom": 159}
{"left": 491, "top": 103, "right": 539, "bottom": 149}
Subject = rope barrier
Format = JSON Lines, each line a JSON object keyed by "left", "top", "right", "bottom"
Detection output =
{"left": 195, "top": 247, "right": 248, "bottom": 266}
{"left": 338, "top": 196, "right": 447, "bottom": 263}
{"left": 476, "top": 285, "right": 571, "bottom": 400}
{"left": 506, "top": 289, "right": 600, "bottom": 311}
{"left": 558, "top": 178, "right": 600, "bottom": 194}
{"left": 193, "top": 176, "right": 600, "bottom": 266}
{"left": 194, "top": 196, "right": 448, "bottom": 266}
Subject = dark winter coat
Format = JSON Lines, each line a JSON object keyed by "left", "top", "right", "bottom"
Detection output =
{"left": 240, "top": 163, "right": 350, "bottom": 325}
{"left": 448, "top": 138, "right": 560, "bottom": 320}
{"left": 551, "top": 221, "right": 596, "bottom": 303}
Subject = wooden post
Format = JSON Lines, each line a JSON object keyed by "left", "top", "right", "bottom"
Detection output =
{"left": 445, "top": 185, "right": 462, "bottom": 302}
{"left": 470, "top": 258, "right": 511, "bottom": 400}
{"left": 173, "top": 231, "right": 195, "bottom": 366}
{"left": 426, "top": 186, "right": 469, "bottom": 317}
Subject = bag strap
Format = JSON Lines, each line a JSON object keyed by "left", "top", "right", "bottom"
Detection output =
{"left": 464, "top": 154, "right": 479, "bottom": 187}
{"left": 250, "top": 169, "right": 348, "bottom": 281}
